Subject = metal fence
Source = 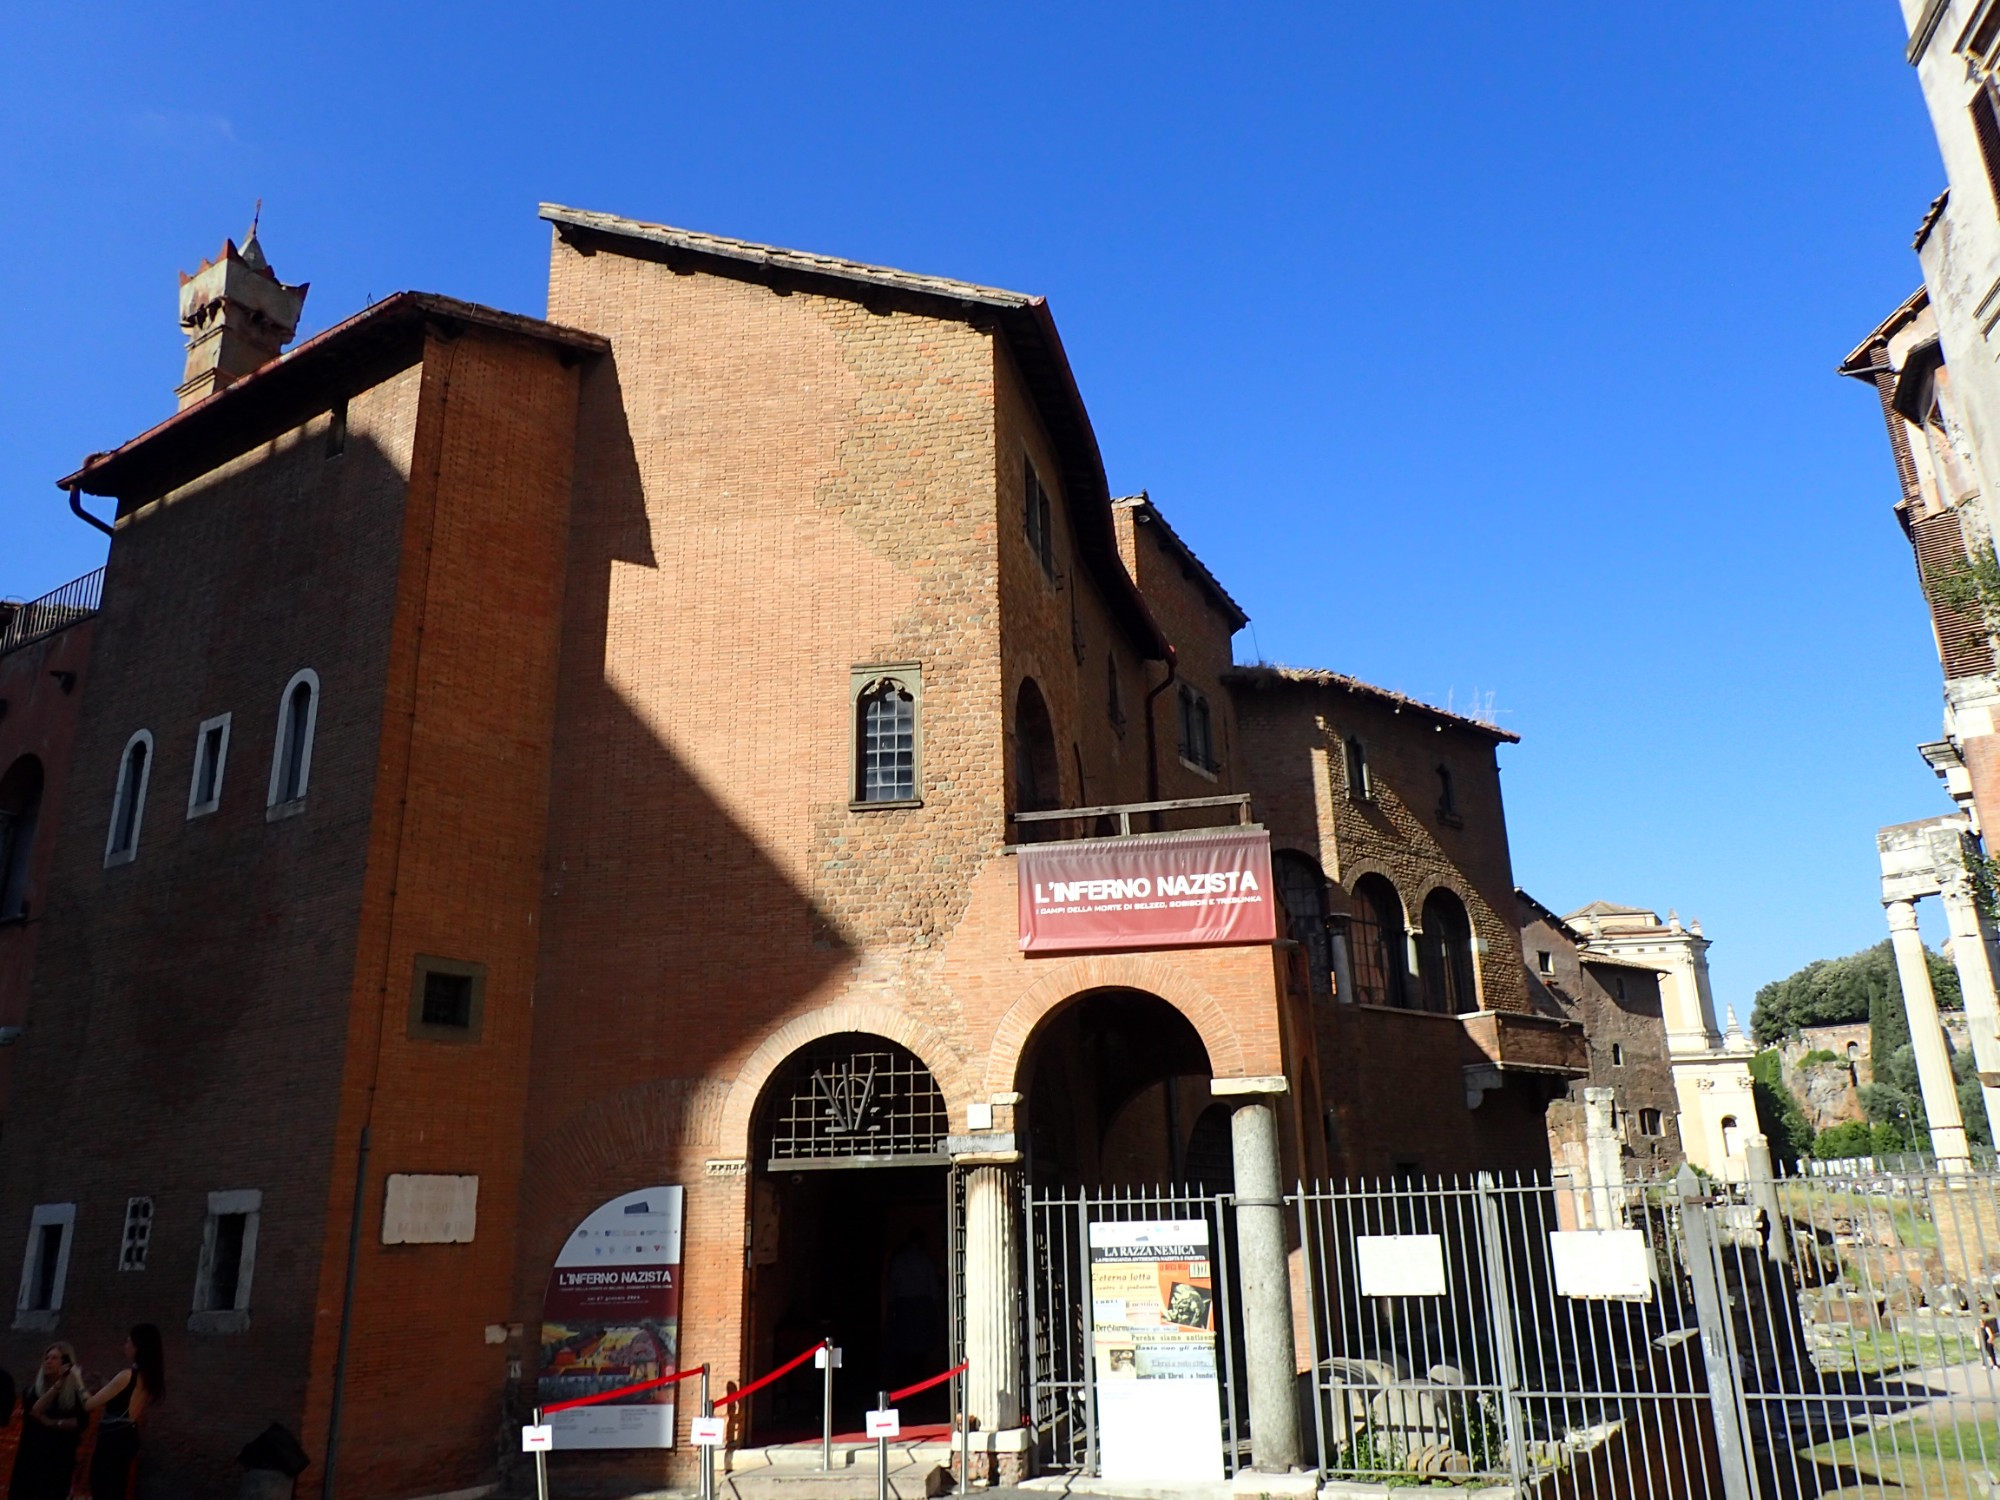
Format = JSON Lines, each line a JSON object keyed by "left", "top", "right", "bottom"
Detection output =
{"left": 1026, "top": 1163, "right": 2000, "bottom": 1497}
{"left": 1023, "top": 1183, "right": 1248, "bottom": 1477}
{"left": 0, "top": 567, "right": 103, "bottom": 655}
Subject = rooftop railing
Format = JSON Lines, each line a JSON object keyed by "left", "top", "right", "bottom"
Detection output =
{"left": 0, "top": 566, "right": 105, "bottom": 656}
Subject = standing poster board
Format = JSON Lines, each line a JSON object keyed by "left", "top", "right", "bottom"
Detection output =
{"left": 1088, "top": 1220, "right": 1226, "bottom": 1481}
{"left": 539, "top": 1186, "right": 685, "bottom": 1448}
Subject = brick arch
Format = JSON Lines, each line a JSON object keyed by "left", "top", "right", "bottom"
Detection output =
{"left": 984, "top": 955, "right": 1250, "bottom": 1095}
{"left": 1338, "top": 859, "right": 1412, "bottom": 925}
{"left": 716, "top": 1002, "right": 974, "bottom": 1159}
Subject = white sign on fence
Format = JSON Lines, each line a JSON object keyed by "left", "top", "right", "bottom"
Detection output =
{"left": 521, "top": 1425, "right": 554, "bottom": 1453}
{"left": 1549, "top": 1229, "right": 1654, "bottom": 1301}
{"left": 1355, "top": 1234, "right": 1447, "bottom": 1297}
{"left": 689, "top": 1416, "right": 726, "bottom": 1446}
{"left": 866, "top": 1408, "right": 901, "bottom": 1439}
{"left": 815, "top": 1345, "right": 843, "bottom": 1369}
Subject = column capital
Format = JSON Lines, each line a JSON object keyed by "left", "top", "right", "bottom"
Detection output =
{"left": 1884, "top": 897, "right": 1921, "bottom": 933}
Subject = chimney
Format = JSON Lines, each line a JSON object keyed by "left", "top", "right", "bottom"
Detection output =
{"left": 176, "top": 216, "right": 308, "bottom": 409}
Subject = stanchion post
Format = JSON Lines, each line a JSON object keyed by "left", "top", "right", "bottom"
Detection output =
{"left": 877, "top": 1389, "right": 889, "bottom": 1500}
{"left": 533, "top": 1406, "right": 549, "bottom": 1500}
{"left": 699, "top": 1365, "right": 714, "bottom": 1500}
{"left": 820, "top": 1340, "right": 835, "bottom": 1472}
{"left": 956, "top": 1369, "right": 969, "bottom": 1493}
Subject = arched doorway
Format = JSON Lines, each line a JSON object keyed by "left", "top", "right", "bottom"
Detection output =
{"left": 1014, "top": 679, "right": 1061, "bottom": 842}
{"left": 1019, "top": 989, "right": 1220, "bottom": 1188}
{"left": 748, "top": 1035, "right": 953, "bottom": 1436}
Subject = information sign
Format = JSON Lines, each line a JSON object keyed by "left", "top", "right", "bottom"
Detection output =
{"left": 1087, "top": 1219, "right": 1225, "bottom": 1482}
{"left": 866, "top": 1409, "right": 901, "bottom": 1439}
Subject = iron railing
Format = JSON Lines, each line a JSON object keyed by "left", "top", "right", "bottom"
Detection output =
{"left": 0, "top": 567, "right": 104, "bottom": 655}
{"left": 1012, "top": 793, "right": 1253, "bottom": 840}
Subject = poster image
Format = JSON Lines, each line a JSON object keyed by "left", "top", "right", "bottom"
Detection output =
{"left": 1087, "top": 1220, "right": 1225, "bottom": 1481}
{"left": 540, "top": 1186, "right": 685, "bottom": 1449}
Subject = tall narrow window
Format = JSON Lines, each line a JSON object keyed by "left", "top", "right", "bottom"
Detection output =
{"left": 1348, "top": 874, "right": 1407, "bottom": 1008}
{"left": 1023, "top": 458, "right": 1054, "bottom": 577}
{"left": 859, "top": 682, "right": 916, "bottom": 802}
{"left": 1973, "top": 82, "right": 2000, "bottom": 209}
{"left": 1344, "top": 736, "right": 1371, "bottom": 801}
{"left": 192, "top": 1189, "right": 261, "bottom": 1334}
{"left": 1274, "top": 852, "right": 1333, "bottom": 998}
{"left": 13, "top": 1203, "right": 73, "bottom": 1331}
{"left": 187, "top": 713, "right": 231, "bottom": 818}
{"left": 1436, "top": 765, "right": 1457, "bottom": 819}
{"left": 105, "top": 731, "right": 153, "bottom": 865}
{"left": 850, "top": 665, "right": 922, "bottom": 808}
{"left": 1014, "top": 678, "right": 1060, "bottom": 840}
{"left": 1418, "top": 887, "right": 1478, "bottom": 1015}
{"left": 1178, "top": 685, "right": 1215, "bottom": 771}
{"left": 0, "top": 755, "right": 44, "bottom": 919}
{"left": 1611, "top": 1042, "right": 1625, "bottom": 1067}
{"left": 1107, "top": 654, "right": 1125, "bottom": 729}
{"left": 267, "top": 669, "right": 320, "bottom": 813}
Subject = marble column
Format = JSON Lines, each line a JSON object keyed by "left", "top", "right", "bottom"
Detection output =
{"left": 1940, "top": 874, "right": 2000, "bottom": 1147}
{"left": 1230, "top": 1097, "right": 1304, "bottom": 1472}
{"left": 1885, "top": 898, "right": 1971, "bottom": 1170}
{"left": 963, "top": 1163, "right": 1022, "bottom": 1433}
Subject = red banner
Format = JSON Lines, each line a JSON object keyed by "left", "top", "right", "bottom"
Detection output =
{"left": 1018, "top": 830, "right": 1276, "bottom": 953}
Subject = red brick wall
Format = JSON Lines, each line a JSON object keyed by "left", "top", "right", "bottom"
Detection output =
{"left": 0, "top": 369, "right": 423, "bottom": 1498}
{"left": 0, "top": 618, "right": 93, "bottom": 1121}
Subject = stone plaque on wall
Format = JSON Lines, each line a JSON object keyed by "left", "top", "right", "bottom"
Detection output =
{"left": 382, "top": 1173, "right": 479, "bottom": 1244}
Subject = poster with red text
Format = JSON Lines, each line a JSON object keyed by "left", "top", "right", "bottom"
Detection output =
{"left": 539, "top": 1186, "right": 684, "bottom": 1449}
{"left": 1019, "top": 829, "right": 1276, "bottom": 953}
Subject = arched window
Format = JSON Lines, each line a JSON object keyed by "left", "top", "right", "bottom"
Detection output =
{"left": 1274, "top": 851, "right": 1333, "bottom": 998}
{"left": 1014, "top": 678, "right": 1061, "bottom": 840}
{"left": 1720, "top": 1115, "right": 1742, "bottom": 1158}
{"left": 105, "top": 731, "right": 153, "bottom": 865}
{"left": 1419, "top": 887, "right": 1478, "bottom": 1014}
{"left": 1344, "top": 736, "right": 1371, "bottom": 801}
{"left": 1348, "top": 874, "right": 1407, "bottom": 1008}
{"left": 0, "top": 755, "right": 45, "bottom": 918}
{"left": 267, "top": 669, "right": 320, "bottom": 810}
{"left": 856, "top": 677, "right": 917, "bottom": 802}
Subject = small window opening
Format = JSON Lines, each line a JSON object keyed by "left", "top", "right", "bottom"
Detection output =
{"left": 120, "top": 1198, "right": 154, "bottom": 1272}
{"left": 1107, "top": 655, "right": 1125, "bottom": 729}
{"left": 1639, "top": 1108, "right": 1663, "bottom": 1138}
{"left": 107, "top": 733, "right": 152, "bottom": 862}
{"left": 30, "top": 1224, "right": 62, "bottom": 1310}
{"left": 1344, "top": 737, "right": 1370, "bottom": 801}
{"left": 1436, "top": 765, "right": 1457, "bottom": 817}
{"left": 1611, "top": 974, "right": 1627, "bottom": 1002}
{"left": 422, "top": 971, "right": 474, "bottom": 1029}
{"left": 326, "top": 400, "right": 348, "bottom": 458}
{"left": 1536, "top": 949, "right": 1552, "bottom": 976}
{"left": 1611, "top": 1042, "right": 1625, "bottom": 1067}
{"left": 188, "top": 714, "right": 230, "bottom": 817}
{"left": 268, "top": 670, "right": 319, "bottom": 811}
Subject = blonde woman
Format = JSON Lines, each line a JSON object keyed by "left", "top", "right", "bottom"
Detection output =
{"left": 11, "top": 1342, "right": 87, "bottom": 1500}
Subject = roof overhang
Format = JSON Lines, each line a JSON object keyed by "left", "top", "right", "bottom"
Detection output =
{"left": 59, "top": 292, "right": 607, "bottom": 510}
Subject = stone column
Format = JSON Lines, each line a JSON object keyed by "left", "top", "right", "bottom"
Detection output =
{"left": 1940, "top": 874, "right": 2000, "bottom": 1146}
{"left": 963, "top": 1164, "right": 1022, "bottom": 1433}
{"left": 1885, "top": 898, "right": 1971, "bottom": 1170}
{"left": 1581, "top": 1086, "right": 1626, "bottom": 1230}
{"left": 1230, "top": 1097, "right": 1304, "bottom": 1473}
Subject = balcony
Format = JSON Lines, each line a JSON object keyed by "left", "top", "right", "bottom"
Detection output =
{"left": 0, "top": 568, "right": 104, "bottom": 656}
{"left": 1011, "top": 792, "right": 1254, "bottom": 843}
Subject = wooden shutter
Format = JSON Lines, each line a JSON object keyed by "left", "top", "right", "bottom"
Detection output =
{"left": 1911, "top": 508, "right": 1997, "bottom": 677}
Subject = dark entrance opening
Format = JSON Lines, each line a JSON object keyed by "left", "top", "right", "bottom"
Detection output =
{"left": 1019, "top": 988, "right": 1222, "bottom": 1189}
{"left": 748, "top": 1035, "right": 954, "bottom": 1440}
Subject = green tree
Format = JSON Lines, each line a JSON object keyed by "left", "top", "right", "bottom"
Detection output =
{"left": 1750, "top": 940, "right": 1960, "bottom": 1046}
{"left": 1750, "top": 1049, "right": 1814, "bottom": 1164}
{"left": 1859, "top": 1043, "right": 1992, "bottom": 1148}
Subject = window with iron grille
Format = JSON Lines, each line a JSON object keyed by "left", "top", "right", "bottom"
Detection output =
{"left": 1274, "top": 851, "right": 1333, "bottom": 998}
{"left": 851, "top": 665, "right": 922, "bottom": 808}
{"left": 763, "top": 1036, "right": 949, "bottom": 1168}
{"left": 119, "top": 1197, "right": 154, "bottom": 1272}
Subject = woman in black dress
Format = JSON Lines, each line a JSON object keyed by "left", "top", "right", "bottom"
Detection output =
{"left": 11, "top": 1342, "right": 87, "bottom": 1500}
{"left": 84, "top": 1325, "right": 164, "bottom": 1500}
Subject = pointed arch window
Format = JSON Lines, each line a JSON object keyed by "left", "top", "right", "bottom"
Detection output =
{"left": 105, "top": 731, "right": 154, "bottom": 866}
{"left": 267, "top": 669, "right": 320, "bottom": 815}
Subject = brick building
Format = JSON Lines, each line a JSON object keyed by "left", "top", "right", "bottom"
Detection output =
{"left": 2, "top": 208, "right": 1584, "bottom": 1499}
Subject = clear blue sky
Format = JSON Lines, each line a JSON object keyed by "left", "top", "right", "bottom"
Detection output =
{"left": 0, "top": 3, "right": 1954, "bottom": 1015}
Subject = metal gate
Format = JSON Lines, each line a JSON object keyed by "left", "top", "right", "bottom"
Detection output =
{"left": 1022, "top": 1183, "right": 1248, "bottom": 1477}
{"left": 1295, "top": 1162, "right": 2000, "bottom": 1498}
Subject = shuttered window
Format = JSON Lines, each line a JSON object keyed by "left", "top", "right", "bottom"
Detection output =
{"left": 1912, "top": 509, "right": 1996, "bottom": 678}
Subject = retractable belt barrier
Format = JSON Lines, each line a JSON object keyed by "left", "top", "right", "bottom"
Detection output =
{"left": 712, "top": 1338, "right": 829, "bottom": 1408}
{"left": 888, "top": 1359, "right": 968, "bottom": 1404}
{"left": 541, "top": 1365, "right": 704, "bottom": 1415}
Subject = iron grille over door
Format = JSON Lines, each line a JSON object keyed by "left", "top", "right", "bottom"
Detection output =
{"left": 763, "top": 1036, "right": 950, "bottom": 1170}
